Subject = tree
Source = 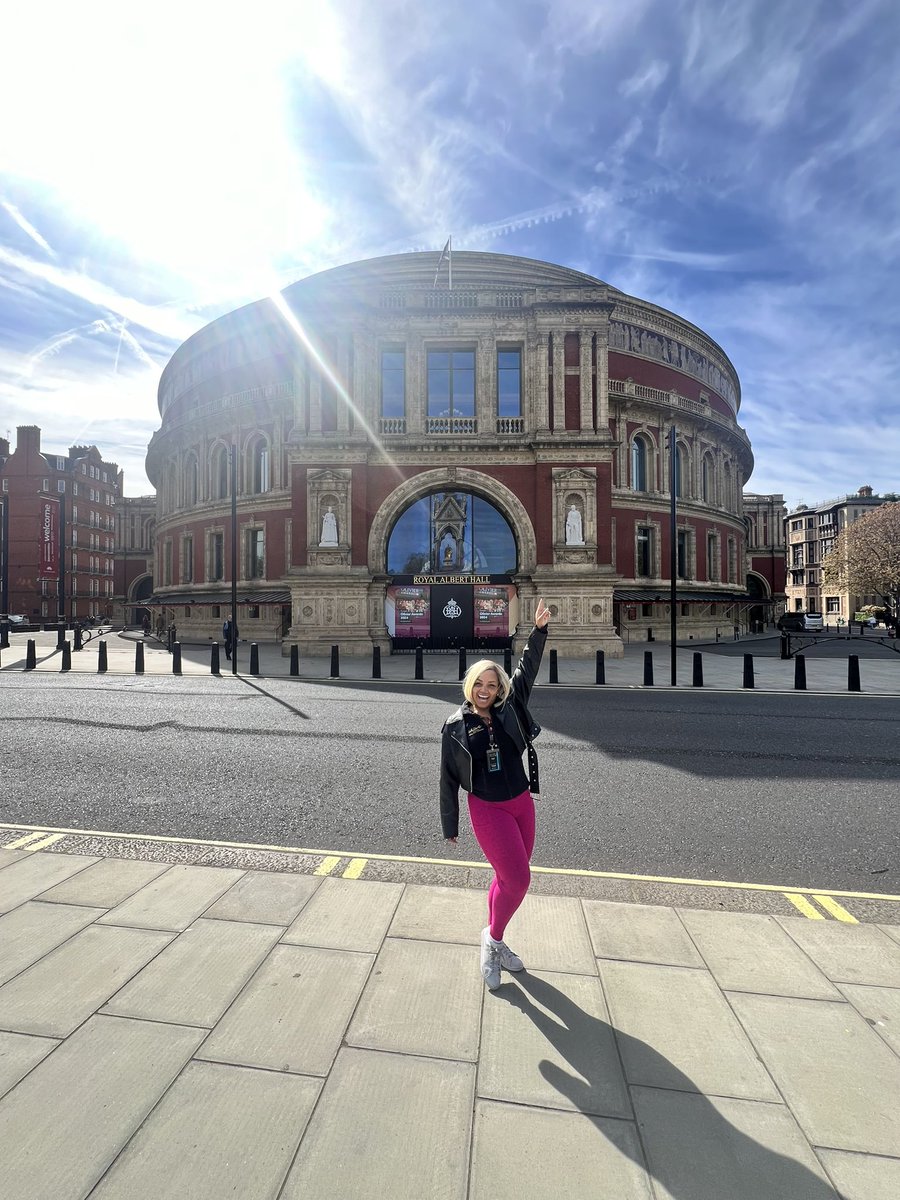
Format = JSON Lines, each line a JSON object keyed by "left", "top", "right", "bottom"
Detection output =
{"left": 822, "top": 502, "right": 900, "bottom": 630}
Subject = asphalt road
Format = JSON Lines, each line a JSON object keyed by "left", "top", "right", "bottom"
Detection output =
{"left": 1, "top": 672, "right": 898, "bottom": 898}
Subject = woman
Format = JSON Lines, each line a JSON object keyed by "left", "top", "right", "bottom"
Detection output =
{"left": 440, "top": 598, "right": 550, "bottom": 990}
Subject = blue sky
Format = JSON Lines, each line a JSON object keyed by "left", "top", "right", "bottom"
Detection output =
{"left": 1, "top": 0, "right": 898, "bottom": 502}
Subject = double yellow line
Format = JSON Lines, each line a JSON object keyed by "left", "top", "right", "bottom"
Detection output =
{"left": 314, "top": 856, "right": 367, "bottom": 879}
{"left": 3, "top": 830, "right": 67, "bottom": 853}
{"left": 784, "top": 892, "right": 858, "bottom": 922}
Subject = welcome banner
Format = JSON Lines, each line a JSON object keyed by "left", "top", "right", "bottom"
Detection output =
{"left": 38, "top": 498, "right": 59, "bottom": 578}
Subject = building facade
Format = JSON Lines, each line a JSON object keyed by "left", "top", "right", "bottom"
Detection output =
{"left": 743, "top": 492, "right": 787, "bottom": 628}
{"left": 113, "top": 495, "right": 156, "bottom": 627}
{"left": 785, "top": 485, "right": 897, "bottom": 622}
{"left": 145, "top": 252, "right": 756, "bottom": 654}
{"left": 0, "top": 426, "right": 120, "bottom": 624}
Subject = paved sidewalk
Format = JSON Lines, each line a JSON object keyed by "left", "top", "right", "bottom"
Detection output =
{"left": 0, "top": 847, "right": 898, "bottom": 1198}
{"left": 2, "top": 627, "right": 900, "bottom": 693}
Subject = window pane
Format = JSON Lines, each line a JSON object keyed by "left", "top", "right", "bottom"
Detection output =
{"left": 498, "top": 349, "right": 521, "bottom": 418}
{"left": 452, "top": 368, "right": 475, "bottom": 417}
{"left": 387, "top": 492, "right": 516, "bottom": 575}
{"left": 427, "top": 368, "right": 450, "bottom": 416}
{"left": 381, "top": 351, "right": 405, "bottom": 418}
{"left": 387, "top": 499, "right": 431, "bottom": 573}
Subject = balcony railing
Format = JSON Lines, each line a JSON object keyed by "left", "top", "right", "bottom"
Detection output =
{"left": 425, "top": 416, "right": 477, "bottom": 434}
{"left": 379, "top": 417, "right": 406, "bottom": 435}
{"left": 496, "top": 417, "right": 525, "bottom": 434}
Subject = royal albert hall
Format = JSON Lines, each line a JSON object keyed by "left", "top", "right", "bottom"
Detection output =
{"left": 145, "top": 251, "right": 755, "bottom": 656}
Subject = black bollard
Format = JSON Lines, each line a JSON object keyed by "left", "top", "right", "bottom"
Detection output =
{"left": 503, "top": 647, "right": 512, "bottom": 675}
{"left": 250, "top": 643, "right": 260, "bottom": 676}
{"left": 595, "top": 649, "right": 606, "bottom": 685}
{"left": 56, "top": 625, "right": 65, "bottom": 650}
{"left": 290, "top": 644, "right": 300, "bottom": 677}
{"left": 415, "top": 646, "right": 424, "bottom": 680}
{"left": 211, "top": 643, "right": 221, "bottom": 675}
{"left": 848, "top": 654, "right": 861, "bottom": 693}
{"left": 0, "top": 621, "right": 9, "bottom": 650}
{"left": 73, "top": 625, "right": 83, "bottom": 651}
{"left": 25, "top": 639, "right": 37, "bottom": 670}
{"left": 172, "top": 642, "right": 182, "bottom": 675}
{"left": 98, "top": 642, "right": 108, "bottom": 673}
{"left": 780, "top": 634, "right": 790, "bottom": 660}
{"left": 135, "top": 642, "right": 145, "bottom": 674}
{"left": 371, "top": 645, "right": 381, "bottom": 679}
{"left": 692, "top": 651, "right": 703, "bottom": 687}
{"left": 647, "top": 627, "right": 654, "bottom": 642}
{"left": 742, "top": 653, "right": 754, "bottom": 688}
{"left": 643, "top": 650, "right": 654, "bottom": 686}
{"left": 549, "top": 648, "right": 558, "bottom": 683}
{"left": 330, "top": 645, "right": 340, "bottom": 678}
{"left": 794, "top": 653, "right": 807, "bottom": 691}
{"left": 61, "top": 641, "right": 71, "bottom": 671}
{"left": 458, "top": 645, "right": 467, "bottom": 681}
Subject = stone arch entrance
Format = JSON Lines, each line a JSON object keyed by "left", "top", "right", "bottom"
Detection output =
{"left": 370, "top": 470, "right": 538, "bottom": 651}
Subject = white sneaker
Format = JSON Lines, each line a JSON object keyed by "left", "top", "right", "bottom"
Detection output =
{"left": 480, "top": 927, "right": 502, "bottom": 990}
{"left": 496, "top": 941, "right": 524, "bottom": 973}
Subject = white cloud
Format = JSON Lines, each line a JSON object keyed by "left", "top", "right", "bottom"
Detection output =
{"left": 620, "top": 61, "right": 669, "bottom": 99}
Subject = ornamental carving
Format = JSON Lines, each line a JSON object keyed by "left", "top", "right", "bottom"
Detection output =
{"left": 610, "top": 321, "right": 737, "bottom": 407}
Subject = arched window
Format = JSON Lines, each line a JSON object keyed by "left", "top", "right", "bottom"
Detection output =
{"left": 631, "top": 435, "right": 649, "bottom": 492}
{"left": 387, "top": 491, "right": 517, "bottom": 575}
{"left": 212, "top": 446, "right": 230, "bottom": 500}
{"left": 166, "top": 464, "right": 178, "bottom": 513}
{"left": 185, "top": 456, "right": 199, "bottom": 507}
{"left": 701, "top": 454, "right": 714, "bottom": 503}
{"left": 675, "top": 444, "right": 687, "bottom": 499}
{"left": 250, "top": 437, "right": 269, "bottom": 494}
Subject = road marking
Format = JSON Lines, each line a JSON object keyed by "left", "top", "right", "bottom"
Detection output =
{"left": 314, "top": 856, "right": 341, "bottom": 876}
{"left": 342, "top": 858, "right": 367, "bottom": 879}
{"left": 22, "top": 833, "right": 66, "bottom": 852}
{"left": 4, "top": 830, "right": 53, "bottom": 849}
{"left": 0, "top": 821, "right": 898, "bottom": 904}
{"left": 784, "top": 893, "right": 826, "bottom": 919}
{"left": 812, "top": 894, "right": 859, "bottom": 923}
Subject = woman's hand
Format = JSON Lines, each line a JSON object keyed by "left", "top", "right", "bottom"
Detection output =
{"left": 535, "top": 597, "right": 550, "bottom": 628}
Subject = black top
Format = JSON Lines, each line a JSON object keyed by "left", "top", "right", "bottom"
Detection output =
{"left": 463, "top": 707, "right": 529, "bottom": 801}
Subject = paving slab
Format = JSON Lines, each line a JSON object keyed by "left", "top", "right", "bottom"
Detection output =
{"left": 678, "top": 909, "right": 840, "bottom": 999}
{"left": 198, "top": 943, "right": 372, "bottom": 1075}
{"left": 0, "top": 848, "right": 28, "bottom": 868}
{"left": 880, "top": 923, "right": 900, "bottom": 947}
{"left": 389, "top": 883, "right": 487, "bottom": 944}
{"left": 470, "top": 1099, "right": 653, "bottom": 1200}
{"left": 281, "top": 876, "right": 403, "bottom": 951}
{"left": 631, "top": 1086, "right": 837, "bottom": 1200}
{"left": 0, "top": 852, "right": 98, "bottom": 913}
{"left": 282, "top": 1047, "right": 474, "bottom": 1200}
{"left": 478, "top": 969, "right": 630, "bottom": 1118}
{"left": 503, "top": 892, "right": 596, "bottom": 974}
{"left": 730, "top": 991, "right": 900, "bottom": 1156}
{"left": 347, "top": 937, "right": 483, "bottom": 1061}
{"left": 0, "top": 1030, "right": 58, "bottom": 1100}
{"left": 583, "top": 900, "right": 704, "bottom": 967}
{"left": 817, "top": 1149, "right": 900, "bottom": 1200}
{"left": 36, "top": 857, "right": 171, "bottom": 908}
{"left": 90, "top": 1060, "right": 321, "bottom": 1200}
{"left": 97, "top": 863, "right": 245, "bottom": 931}
{"left": 836, "top": 982, "right": 900, "bottom": 1056}
{"left": 103, "top": 918, "right": 283, "bottom": 1028}
{"left": 0, "top": 1014, "right": 205, "bottom": 1200}
{"left": 0, "top": 923, "right": 173, "bottom": 1037}
{"left": 0, "top": 900, "right": 99, "bottom": 986}
{"left": 776, "top": 917, "right": 900, "bottom": 986}
{"left": 601, "top": 960, "right": 779, "bottom": 1101}
{"left": 203, "top": 870, "right": 321, "bottom": 924}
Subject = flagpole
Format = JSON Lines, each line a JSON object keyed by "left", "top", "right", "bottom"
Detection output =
{"left": 448, "top": 236, "right": 452, "bottom": 292}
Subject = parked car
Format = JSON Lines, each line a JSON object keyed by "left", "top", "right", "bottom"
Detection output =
{"left": 803, "top": 612, "right": 824, "bottom": 631}
{"left": 777, "top": 613, "right": 806, "bottom": 632}
{"left": 0, "top": 614, "right": 27, "bottom": 625}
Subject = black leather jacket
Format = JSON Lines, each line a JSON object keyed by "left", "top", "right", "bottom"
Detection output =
{"left": 440, "top": 625, "right": 547, "bottom": 839}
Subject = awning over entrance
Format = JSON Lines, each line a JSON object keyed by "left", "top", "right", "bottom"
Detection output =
{"left": 613, "top": 589, "right": 773, "bottom": 606}
{"left": 147, "top": 590, "right": 291, "bottom": 606}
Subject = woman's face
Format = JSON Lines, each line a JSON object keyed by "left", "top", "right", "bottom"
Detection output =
{"left": 472, "top": 669, "right": 500, "bottom": 710}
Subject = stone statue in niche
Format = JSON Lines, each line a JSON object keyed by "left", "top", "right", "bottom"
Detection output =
{"left": 320, "top": 505, "right": 338, "bottom": 547}
{"left": 565, "top": 504, "right": 584, "bottom": 546}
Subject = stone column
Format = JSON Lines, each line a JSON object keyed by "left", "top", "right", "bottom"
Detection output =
{"left": 552, "top": 331, "right": 565, "bottom": 433}
{"left": 596, "top": 328, "right": 610, "bottom": 432}
{"left": 477, "top": 334, "right": 493, "bottom": 434}
{"left": 579, "top": 331, "right": 593, "bottom": 431}
{"left": 292, "top": 354, "right": 308, "bottom": 436}
{"left": 408, "top": 332, "right": 424, "bottom": 434}
{"left": 308, "top": 367, "right": 322, "bottom": 433}
{"left": 534, "top": 334, "right": 550, "bottom": 433}
{"left": 336, "top": 334, "right": 351, "bottom": 432}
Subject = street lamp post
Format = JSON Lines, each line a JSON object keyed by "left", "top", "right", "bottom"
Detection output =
{"left": 669, "top": 425, "right": 677, "bottom": 685}
{"left": 230, "top": 443, "right": 238, "bottom": 675}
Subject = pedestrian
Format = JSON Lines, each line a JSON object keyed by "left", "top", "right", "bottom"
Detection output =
{"left": 223, "top": 616, "right": 238, "bottom": 660}
{"left": 440, "top": 597, "right": 550, "bottom": 990}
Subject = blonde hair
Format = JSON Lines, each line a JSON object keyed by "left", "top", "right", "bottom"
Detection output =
{"left": 462, "top": 659, "right": 512, "bottom": 707}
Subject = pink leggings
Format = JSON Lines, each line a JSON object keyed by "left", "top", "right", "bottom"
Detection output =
{"left": 467, "top": 789, "right": 535, "bottom": 941}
